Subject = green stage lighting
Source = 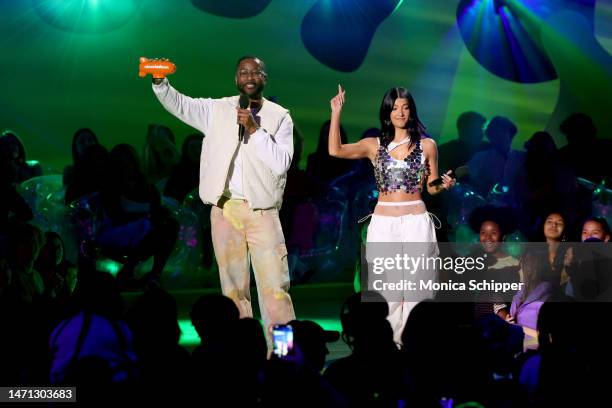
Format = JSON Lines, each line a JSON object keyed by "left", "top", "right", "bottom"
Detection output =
{"left": 33, "top": 0, "right": 142, "bottom": 34}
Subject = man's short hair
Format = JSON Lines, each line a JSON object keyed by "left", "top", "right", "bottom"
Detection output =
{"left": 457, "top": 111, "right": 486, "bottom": 131}
{"left": 484, "top": 116, "right": 518, "bottom": 138}
{"left": 560, "top": 113, "right": 596, "bottom": 138}
{"left": 235, "top": 55, "right": 267, "bottom": 76}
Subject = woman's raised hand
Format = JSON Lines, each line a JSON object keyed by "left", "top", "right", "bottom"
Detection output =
{"left": 330, "top": 84, "right": 345, "bottom": 115}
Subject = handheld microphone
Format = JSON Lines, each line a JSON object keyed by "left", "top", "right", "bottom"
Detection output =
{"left": 138, "top": 57, "right": 176, "bottom": 79}
{"left": 428, "top": 165, "right": 469, "bottom": 187}
{"left": 238, "top": 94, "right": 250, "bottom": 142}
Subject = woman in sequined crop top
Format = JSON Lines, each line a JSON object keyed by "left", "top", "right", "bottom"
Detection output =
{"left": 327, "top": 85, "right": 455, "bottom": 344}
{"left": 328, "top": 85, "right": 455, "bottom": 213}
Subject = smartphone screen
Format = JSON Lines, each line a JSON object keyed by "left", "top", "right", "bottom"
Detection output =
{"left": 272, "top": 324, "right": 294, "bottom": 358}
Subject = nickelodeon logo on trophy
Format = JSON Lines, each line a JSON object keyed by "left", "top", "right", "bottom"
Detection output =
{"left": 138, "top": 57, "right": 176, "bottom": 79}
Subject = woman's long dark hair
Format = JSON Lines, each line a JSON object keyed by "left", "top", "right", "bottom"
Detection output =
{"left": 532, "top": 210, "right": 571, "bottom": 284}
{"left": 72, "top": 128, "right": 99, "bottom": 164}
{"left": 378, "top": 87, "right": 427, "bottom": 148}
{"left": 519, "top": 251, "right": 549, "bottom": 303}
{"left": 0, "top": 130, "right": 27, "bottom": 164}
{"left": 531, "top": 209, "right": 571, "bottom": 242}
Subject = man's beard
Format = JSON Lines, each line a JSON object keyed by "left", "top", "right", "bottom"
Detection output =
{"left": 237, "top": 82, "right": 263, "bottom": 96}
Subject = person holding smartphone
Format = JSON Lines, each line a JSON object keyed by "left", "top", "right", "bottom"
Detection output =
{"left": 150, "top": 56, "right": 295, "bottom": 337}
{"left": 328, "top": 85, "right": 455, "bottom": 342}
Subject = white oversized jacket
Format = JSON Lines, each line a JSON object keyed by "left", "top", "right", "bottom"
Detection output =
{"left": 153, "top": 79, "right": 293, "bottom": 209}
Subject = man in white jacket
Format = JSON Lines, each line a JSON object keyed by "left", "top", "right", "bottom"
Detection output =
{"left": 152, "top": 56, "right": 295, "bottom": 336}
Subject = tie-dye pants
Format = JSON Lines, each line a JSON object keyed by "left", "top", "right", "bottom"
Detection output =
{"left": 210, "top": 199, "right": 295, "bottom": 338}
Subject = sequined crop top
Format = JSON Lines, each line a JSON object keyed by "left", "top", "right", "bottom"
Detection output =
{"left": 373, "top": 138, "right": 429, "bottom": 194}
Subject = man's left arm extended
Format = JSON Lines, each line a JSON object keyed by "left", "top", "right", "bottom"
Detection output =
{"left": 250, "top": 114, "right": 294, "bottom": 176}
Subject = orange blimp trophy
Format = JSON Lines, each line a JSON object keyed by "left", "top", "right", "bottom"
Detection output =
{"left": 138, "top": 57, "right": 176, "bottom": 79}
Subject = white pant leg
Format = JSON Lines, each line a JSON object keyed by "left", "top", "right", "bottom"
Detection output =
{"left": 366, "top": 212, "right": 438, "bottom": 344}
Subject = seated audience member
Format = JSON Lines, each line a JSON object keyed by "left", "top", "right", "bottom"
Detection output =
{"left": 558, "top": 113, "right": 612, "bottom": 184}
{"left": 0, "top": 159, "right": 33, "bottom": 261}
{"left": 400, "top": 301, "right": 490, "bottom": 406}
{"left": 467, "top": 117, "right": 526, "bottom": 203}
{"left": 519, "top": 301, "right": 596, "bottom": 406}
{"left": 34, "top": 231, "right": 77, "bottom": 300}
{"left": 438, "top": 111, "right": 489, "bottom": 172}
{"left": 232, "top": 317, "right": 268, "bottom": 404}
{"left": 581, "top": 216, "right": 610, "bottom": 242}
{"left": 142, "top": 124, "right": 180, "bottom": 187}
{"left": 324, "top": 292, "right": 402, "bottom": 407}
{"left": 281, "top": 125, "right": 324, "bottom": 242}
{"left": 533, "top": 211, "right": 572, "bottom": 287}
{"left": 190, "top": 294, "right": 255, "bottom": 404}
{"left": 49, "top": 272, "right": 137, "bottom": 398}
{"left": 0, "top": 129, "right": 42, "bottom": 184}
{"left": 565, "top": 217, "right": 612, "bottom": 300}
{"left": 467, "top": 205, "right": 521, "bottom": 319}
{"left": 126, "top": 287, "right": 191, "bottom": 402}
{"left": 306, "top": 120, "right": 353, "bottom": 185}
{"left": 63, "top": 128, "right": 100, "bottom": 188}
{"left": 6, "top": 223, "right": 45, "bottom": 303}
{"left": 521, "top": 131, "right": 579, "bottom": 233}
{"left": 190, "top": 294, "right": 240, "bottom": 354}
{"left": 163, "top": 133, "right": 203, "bottom": 203}
{"left": 289, "top": 319, "right": 339, "bottom": 373}
{"left": 64, "top": 143, "right": 109, "bottom": 204}
{"left": 509, "top": 251, "right": 556, "bottom": 338}
{"left": 98, "top": 144, "right": 179, "bottom": 287}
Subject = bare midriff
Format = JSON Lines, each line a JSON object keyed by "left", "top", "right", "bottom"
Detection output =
{"left": 374, "top": 190, "right": 426, "bottom": 217}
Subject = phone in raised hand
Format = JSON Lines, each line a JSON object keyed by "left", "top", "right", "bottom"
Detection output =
{"left": 272, "top": 324, "right": 294, "bottom": 358}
